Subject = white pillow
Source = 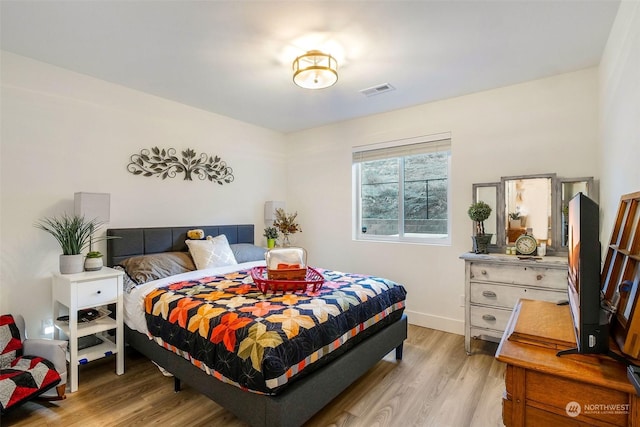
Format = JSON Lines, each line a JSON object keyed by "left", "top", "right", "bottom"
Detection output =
{"left": 186, "top": 235, "right": 238, "bottom": 270}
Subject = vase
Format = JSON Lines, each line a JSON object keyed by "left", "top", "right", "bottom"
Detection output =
{"left": 471, "top": 234, "right": 493, "bottom": 254}
{"left": 59, "top": 254, "right": 84, "bottom": 274}
{"left": 267, "top": 239, "right": 276, "bottom": 249}
{"left": 280, "top": 235, "right": 292, "bottom": 247}
{"left": 84, "top": 256, "right": 103, "bottom": 271}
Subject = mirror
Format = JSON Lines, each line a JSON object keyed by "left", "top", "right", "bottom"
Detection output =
{"left": 556, "top": 177, "right": 595, "bottom": 247}
{"left": 473, "top": 183, "right": 499, "bottom": 245}
{"left": 503, "top": 174, "right": 554, "bottom": 245}
{"left": 471, "top": 174, "right": 595, "bottom": 255}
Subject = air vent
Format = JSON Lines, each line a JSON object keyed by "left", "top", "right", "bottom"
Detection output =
{"left": 359, "top": 83, "right": 395, "bottom": 97}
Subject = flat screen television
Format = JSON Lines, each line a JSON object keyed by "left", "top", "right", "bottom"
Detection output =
{"left": 559, "top": 192, "right": 609, "bottom": 356}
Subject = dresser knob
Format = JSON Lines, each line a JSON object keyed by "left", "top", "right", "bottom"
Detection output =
{"left": 97, "top": 290, "right": 101, "bottom": 294}
{"left": 482, "top": 314, "right": 496, "bottom": 321}
{"left": 481, "top": 270, "right": 487, "bottom": 275}
{"left": 482, "top": 291, "right": 497, "bottom": 298}
{"left": 536, "top": 275, "right": 543, "bottom": 280}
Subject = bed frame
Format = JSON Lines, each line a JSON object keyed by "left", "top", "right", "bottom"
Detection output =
{"left": 107, "top": 224, "right": 408, "bottom": 427}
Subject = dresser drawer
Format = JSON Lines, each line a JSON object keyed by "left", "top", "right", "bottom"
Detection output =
{"left": 470, "top": 306, "right": 512, "bottom": 332}
{"left": 470, "top": 283, "right": 567, "bottom": 309}
{"left": 77, "top": 278, "right": 118, "bottom": 308}
{"left": 470, "top": 262, "right": 567, "bottom": 290}
{"left": 525, "top": 370, "right": 629, "bottom": 427}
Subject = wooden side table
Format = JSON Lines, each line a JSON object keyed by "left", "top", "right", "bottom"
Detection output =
{"left": 52, "top": 267, "right": 124, "bottom": 392}
{"left": 496, "top": 299, "right": 640, "bottom": 426}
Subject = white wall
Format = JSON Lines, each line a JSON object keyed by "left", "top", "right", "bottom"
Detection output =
{"left": 285, "top": 69, "right": 600, "bottom": 334}
{"left": 0, "top": 52, "right": 287, "bottom": 337}
{"left": 599, "top": 1, "right": 640, "bottom": 241}
{"left": 0, "top": 52, "right": 605, "bottom": 340}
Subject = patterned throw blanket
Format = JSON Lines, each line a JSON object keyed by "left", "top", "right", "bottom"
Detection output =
{"left": 144, "top": 268, "right": 407, "bottom": 394}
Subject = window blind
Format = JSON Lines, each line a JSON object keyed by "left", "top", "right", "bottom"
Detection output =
{"left": 352, "top": 135, "right": 451, "bottom": 163}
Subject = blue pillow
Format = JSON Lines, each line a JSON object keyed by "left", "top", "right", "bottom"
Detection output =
{"left": 230, "top": 244, "right": 266, "bottom": 263}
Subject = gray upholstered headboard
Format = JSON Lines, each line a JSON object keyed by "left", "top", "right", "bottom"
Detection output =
{"left": 106, "top": 224, "right": 254, "bottom": 266}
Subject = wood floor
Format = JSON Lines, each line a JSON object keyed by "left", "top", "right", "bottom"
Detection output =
{"left": 2, "top": 325, "right": 505, "bottom": 427}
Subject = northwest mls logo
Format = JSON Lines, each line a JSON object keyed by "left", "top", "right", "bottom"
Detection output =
{"left": 566, "top": 401, "right": 581, "bottom": 417}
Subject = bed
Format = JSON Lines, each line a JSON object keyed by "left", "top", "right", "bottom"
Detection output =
{"left": 107, "top": 224, "right": 408, "bottom": 427}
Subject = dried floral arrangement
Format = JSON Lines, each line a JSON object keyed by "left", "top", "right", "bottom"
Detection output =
{"left": 273, "top": 208, "right": 302, "bottom": 238}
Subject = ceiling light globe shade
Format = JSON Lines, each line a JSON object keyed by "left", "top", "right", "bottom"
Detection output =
{"left": 292, "top": 50, "right": 338, "bottom": 90}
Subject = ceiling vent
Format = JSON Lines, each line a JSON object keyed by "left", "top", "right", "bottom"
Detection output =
{"left": 359, "top": 83, "right": 395, "bottom": 97}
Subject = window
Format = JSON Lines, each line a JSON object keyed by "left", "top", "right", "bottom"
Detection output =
{"left": 352, "top": 134, "right": 451, "bottom": 244}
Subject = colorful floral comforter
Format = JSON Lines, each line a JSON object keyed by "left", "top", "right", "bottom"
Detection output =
{"left": 144, "top": 268, "right": 407, "bottom": 394}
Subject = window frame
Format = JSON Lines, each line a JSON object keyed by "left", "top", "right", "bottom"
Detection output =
{"left": 352, "top": 133, "right": 452, "bottom": 245}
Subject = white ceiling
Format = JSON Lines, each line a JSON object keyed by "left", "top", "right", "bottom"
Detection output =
{"left": 0, "top": 1, "right": 620, "bottom": 134}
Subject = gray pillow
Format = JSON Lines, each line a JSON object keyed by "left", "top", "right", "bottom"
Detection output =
{"left": 230, "top": 244, "right": 267, "bottom": 263}
{"left": 118, "top": 251, "right": 196, "bottom": 285}
{"left": 112, "top": 265, "right": 139, "bottom": 293}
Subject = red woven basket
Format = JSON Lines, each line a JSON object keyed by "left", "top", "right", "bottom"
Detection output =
{"left": 250, "top": 266, "right": 324, "bottom": 294}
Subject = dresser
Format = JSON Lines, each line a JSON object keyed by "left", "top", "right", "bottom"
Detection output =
{"left": 460, "top": 253, "right": 568, "bottom": 354}
{"left": 497, "top": 299, "right": 639, "bottom": 427}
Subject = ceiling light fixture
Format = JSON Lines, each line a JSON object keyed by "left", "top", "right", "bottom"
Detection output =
{"left": 292, "top": 50, "right": 338, "bottom": 90}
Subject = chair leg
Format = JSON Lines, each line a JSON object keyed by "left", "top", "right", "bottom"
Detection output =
{"left": 55, "top": 384, "right": 67, "bottom": 400}
{"left": 38, "top": 384, "right": 66, "bottom": 402}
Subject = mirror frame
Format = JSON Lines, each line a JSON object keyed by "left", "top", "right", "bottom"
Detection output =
{"left": 501, "top": 173, "right": 556, "bottom": 252}
{"left": 472, "top": 174, "right": 595, "bottom": 255}
{"left": 472, "top": 182, "right": 501, "bottom": 247}
{"left": 554, "top": 177, "right": 596, "bottom": 248}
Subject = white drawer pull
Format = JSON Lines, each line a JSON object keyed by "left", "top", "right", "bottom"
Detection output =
{"left": 482, "top": 314, "right": 496, "bottom": 321}
{"left": 482, "top": 291, "right": 497, "bottom": 298}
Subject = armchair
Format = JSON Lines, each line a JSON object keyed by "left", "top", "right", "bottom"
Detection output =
{"left": 0, "top": 314, "right": 67, "bottom": 413}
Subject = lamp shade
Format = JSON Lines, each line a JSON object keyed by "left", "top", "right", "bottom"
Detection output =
{"left": 264, "top": 201, "right": 285, "bottom": 225}
{"left": 74, "top": 192, "right": 110, "bottom": 223}
{"left": 292, "top": 50, "right": 338, "bottom": 89}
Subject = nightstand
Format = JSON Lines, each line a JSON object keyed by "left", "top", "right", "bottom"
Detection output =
{"left": 52, "top": 267, "right": 124, "bottom": 392}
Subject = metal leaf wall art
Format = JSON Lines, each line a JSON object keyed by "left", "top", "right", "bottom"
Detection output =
{"left": 127, "top": 147, "right": 234, "bottom": 185}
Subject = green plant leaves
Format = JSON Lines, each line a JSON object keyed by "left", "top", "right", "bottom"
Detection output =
{"left": 34, "top": 214, "right": 117, "bottom": 255}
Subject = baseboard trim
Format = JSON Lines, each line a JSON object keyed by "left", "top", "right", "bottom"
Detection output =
{"left": 405, "top": 310, "right": 464, "bottom": 336}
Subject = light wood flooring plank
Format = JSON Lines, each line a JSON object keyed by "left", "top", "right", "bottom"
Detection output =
{"left": 1, "top": 325, "right": 504, "bottom": 427}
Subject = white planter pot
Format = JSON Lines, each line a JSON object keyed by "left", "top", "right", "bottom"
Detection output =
{"left": 59, "top": 254, "right": 84, "bottom": 274}
{"left": 84, "top": 256, "right": 103, "bottom": 271}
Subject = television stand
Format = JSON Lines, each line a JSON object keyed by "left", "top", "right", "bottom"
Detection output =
{"left": 496, "top": 299, "right": 640, "bottom": 426}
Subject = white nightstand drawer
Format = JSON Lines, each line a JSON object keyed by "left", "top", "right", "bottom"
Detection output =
{"left": 77, "top": 278, "right": 117, "bottom": 307}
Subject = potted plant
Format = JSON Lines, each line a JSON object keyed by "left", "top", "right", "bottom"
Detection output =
{"left": 508, "top": 211, "right": 521, "bottom": 229}
{"left": 84, "top": 251, "right": 104, "bottom": 271}
{"left": 35, "top": 214, "right": 114, "bottom": 274}
{"left": 273, "top": 208, "right": 301, "bottom": 247}
{"left": 468, "top": 201, "right": 493, "bottom": 254}
{"left": 263, "top": 226, "right": 279, "bottom": 249}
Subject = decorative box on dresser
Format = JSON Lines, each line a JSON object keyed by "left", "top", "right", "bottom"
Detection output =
{"left": 52, "top": 267, "right": 124, "bottom": 392}
{"left": 459, "top": 253, "right": 568, "bottom": 354}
